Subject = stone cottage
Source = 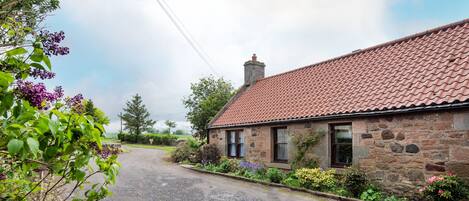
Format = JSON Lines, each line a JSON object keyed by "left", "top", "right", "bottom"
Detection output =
{"left": 207, "top": 19, "right": 469, "bottom": 194}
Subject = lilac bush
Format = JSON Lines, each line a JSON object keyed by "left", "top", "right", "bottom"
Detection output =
{"left": 30, "top": 68, "right": 55, "bottom": 80}
{"left": 15, "top": 80, "right": 63, "bottom": 109}
{"left": 65, "top": 93, "right": 84, "bottom": 113}
{"left": 39, "top": 30, "right": 70, "bottom": 56}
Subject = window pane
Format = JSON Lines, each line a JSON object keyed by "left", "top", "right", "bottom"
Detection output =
{"left": 335, "top": 144, "right": 353, "bottom": 164}
{"left": 276, "top": 144, "right": 288, "bottom": 161}
{"left": 239, "top": 144, "right": 245, "bottom": 157}
{"left": 238, "top": 132, "right": 244, "bottom": 143}
{"left": 229, "top": 131, "right": 236, "bottom": 143}
{"left": 277, "top": 129, "right": 288, "bottom": 143}
{"left": 229, "top": 144, "right": 237, "bottom": 157}
{"left": 334, "top": 125, "right": 352, "bottom": 143}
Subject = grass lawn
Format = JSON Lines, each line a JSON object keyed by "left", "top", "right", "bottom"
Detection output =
{"left": 124, "top": 144, "right": 176, "bottom": 153}
{"left": 102, "top": 138, "right": 121, "bottom": 144}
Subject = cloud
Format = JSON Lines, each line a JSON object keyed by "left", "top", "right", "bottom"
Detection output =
{"left": 47, "top": 0, "right": 400, "bottom": 132}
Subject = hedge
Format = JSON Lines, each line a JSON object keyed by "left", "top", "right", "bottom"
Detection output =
{"left": 117, "top": 133, "right": 178, "bottom": 145}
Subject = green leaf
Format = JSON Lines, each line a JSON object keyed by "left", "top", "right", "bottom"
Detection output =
{"left": 30, "top": 54, "right": 43, "bottom": 62}
{"left": 27, "top": 137, "right": 39, "bottom": 156}
{"left": 6, "top": 47, "right": 27, "bottom": 56}
{"left": 30, "top": 62, "right": 46, "bottom": 70}
{"left": 0, "top": 71, "right": 14, "bottom": 88}
{"left": 35, "top": 116, "right": 49, "bottom": 134}
{"left": 43, "top": 55, "right": 51, "bottom": 69}
{"left": 49, "top": 120, "right": 59, "bottom": 136}
{"left": 0, "top": 92, "right": 14, "bottom": 115}
{"left": 7, "top": 139, "right": 24, "bottom": 154}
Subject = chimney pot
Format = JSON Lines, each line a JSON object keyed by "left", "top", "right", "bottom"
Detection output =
{"left": 244, "top": 53, "right": 265, "bottom": 86}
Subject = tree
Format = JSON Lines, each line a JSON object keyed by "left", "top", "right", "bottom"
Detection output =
{"left": 0, "top": 2, "right": 119, "bottom": 199}
{"left": 120, "top": 94, "right": 156, "bottom": 142}
{"left": 174, "top": 129, "right": 185, "bottom": 135}
{"left": 84, "top": 99, "right": 110, "bottom": 125}
{"left": 183, "top": 76, "right": 234, "bottom": 141}
{"left": 164, "top": 120, "right": 176, "bottom": 134}
{"left": 0, "top": 0, "right": 60, "bottom": 48}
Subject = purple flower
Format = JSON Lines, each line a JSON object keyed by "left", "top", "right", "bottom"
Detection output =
{"left": 66, "top": 94, "right": 84, "bottom": 113}
{"left": 15, "top": 80, "right": 63, "bottom": 109}
{"left": 239, "top": 161, "right": 263, "bottom": 172}
{"left": 40, "top": 30, "right": 70, "bottom": 56}
{"left": 30, "top": 68, "right": 55, "bottom": 80}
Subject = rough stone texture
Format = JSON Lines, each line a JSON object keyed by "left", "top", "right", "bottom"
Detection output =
{"left": 361, "top": 133, "right": 373, "bottom": 139}
{"left": 405, "top": 144, "right": 420, "bottom": 153}
{"left": 381, "top": 129, "right": 395, "bottom": 140}
{"left": 396, "top": 132, "right": 406, "bottom": 141}
{"left": 425, "top": 163, "right": 445, "bottom": 172}
{"left": 390, "top": 143, "right": 404, "bottom": 153}
{"left": 208, "top": 109, "right": 469, "bottom": 197}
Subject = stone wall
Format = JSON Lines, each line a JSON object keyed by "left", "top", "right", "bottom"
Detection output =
{"left": 208, "top": 108, "right": 469, "bottom": 196}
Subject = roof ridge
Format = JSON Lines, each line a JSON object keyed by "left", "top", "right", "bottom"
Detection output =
{"left": 257, "top": 18, "right": 469, "bottom": 82}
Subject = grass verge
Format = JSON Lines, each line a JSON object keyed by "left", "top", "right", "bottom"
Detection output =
{"left": 124, "top": 144, "right": 176, "bottom": 153}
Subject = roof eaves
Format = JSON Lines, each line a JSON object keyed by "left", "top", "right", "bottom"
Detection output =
{"left": 208, "top": 101, "right": 469, "bottom": 129}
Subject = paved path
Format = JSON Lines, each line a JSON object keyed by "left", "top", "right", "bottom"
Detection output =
{"left": 102, "top": 146, "right": 332, "bottom": 201}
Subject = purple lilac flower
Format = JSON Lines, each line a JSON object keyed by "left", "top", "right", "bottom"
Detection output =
{"left": 40, "top": 30, "right": 70, "bottom": 56}
{"left": 66, "top": 94, "right": 84, "bottom": 113}
{"left": 30, "top": 68, "right": 55, "bottom": 80}
{"left": 15, "top": 80, "right": 63, "bottom": 109}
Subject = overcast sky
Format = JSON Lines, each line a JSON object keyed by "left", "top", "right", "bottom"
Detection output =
{"left": 42, "top": 0, "right": 469, "bottom": 133}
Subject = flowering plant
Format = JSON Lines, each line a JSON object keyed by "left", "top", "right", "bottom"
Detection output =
{"left": 420, "top": 173, "right": 469, "bottom": 201}
{"left": 295, "top": 168, "right": 337, "bottom": 191}
{"left": 0, "top": 16, "right": 119, "bottom": 200}
{"left": 239, "top": 161, "right": 264, "bottom": 172}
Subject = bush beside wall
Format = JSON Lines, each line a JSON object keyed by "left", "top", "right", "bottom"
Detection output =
{"left": 117, "top": 133, "right": 178, "bottom": 145}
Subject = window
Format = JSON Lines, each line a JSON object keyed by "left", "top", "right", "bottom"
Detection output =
{"left": 331, "top": 124, "right": 353, "bottom": 167}
{"left": 227, "top": 130, "right": 244, "bottom": 158}
{"left": 273, "top": 127, "right": 288, "bottom": 162}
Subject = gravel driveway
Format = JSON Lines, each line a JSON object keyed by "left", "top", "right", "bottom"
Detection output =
{"left": 102, "top": 146, "right": 332, "bottom": 201}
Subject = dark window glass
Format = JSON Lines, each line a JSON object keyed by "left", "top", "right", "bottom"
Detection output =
{"left": 331, "top": 124, "right": 353, "bottom": 167}
{"left": 227, "top": 130, "right": 244, "bottom": 158}
{"left": 273, "top": 127, "right": 288, "bottom": 162}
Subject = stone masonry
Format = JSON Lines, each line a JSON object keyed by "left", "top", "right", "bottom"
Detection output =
{"left": 209, "top": 108, "right": 469, "bottom": 196}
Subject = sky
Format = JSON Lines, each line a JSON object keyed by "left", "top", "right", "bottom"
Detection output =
{"left": 42, "top": 0, "right": 469, "bottom": 133}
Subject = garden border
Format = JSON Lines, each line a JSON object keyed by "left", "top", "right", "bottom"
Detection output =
{"left": 180, "top": 164, "right": 361, "bottom": 201}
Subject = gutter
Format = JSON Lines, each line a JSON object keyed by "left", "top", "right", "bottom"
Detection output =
{"left": 208, "top": 101, "right": 469, "bottom": 129}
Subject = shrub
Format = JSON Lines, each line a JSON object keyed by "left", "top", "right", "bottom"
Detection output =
{"left": 420, "top": 173, "right": 469, "bottom": 201}
{"left": 343, "top": 166, "right": 368, "bottom": 197}
{"left": 282, "top": 173, "right": 301, "bottom": 188}
{"left": 118, "top": 133, "right": 178, "bottom": 145}
{"left": 217, "top": 157, "right": 240, "bottom": 173}
{"left": 199, "top": 144, "right": 221, "bottom": 164}
{"left": 170, "top": 139, "right": 202, "bottom": 163}
{"left": 266, "top": 168, "right": 286, "bottom": 183}
{"left": 360, "top": 185, "right": 383, "bottom": 201}
{"left": 295, "top": 168, "right": 337, "bottom": 191}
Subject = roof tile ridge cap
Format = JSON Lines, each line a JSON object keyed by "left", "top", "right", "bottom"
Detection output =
{"left": 208, "top": 85, "right": 248, "bottom": 127}
{"left": 256, "top": 18, "right": 469, "bottom": 82}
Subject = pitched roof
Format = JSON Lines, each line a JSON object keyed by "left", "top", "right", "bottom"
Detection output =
{"left": 210, "top": 19, "right": 469, "bottom": 128}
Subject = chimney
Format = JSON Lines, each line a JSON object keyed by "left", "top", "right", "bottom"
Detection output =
{"left": 244, "top": 54, "right": 265, "bottom": 86}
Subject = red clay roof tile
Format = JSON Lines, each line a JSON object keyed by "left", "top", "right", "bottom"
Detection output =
{"left": 211, "top": 19, "right": 469, "bottom": 128}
